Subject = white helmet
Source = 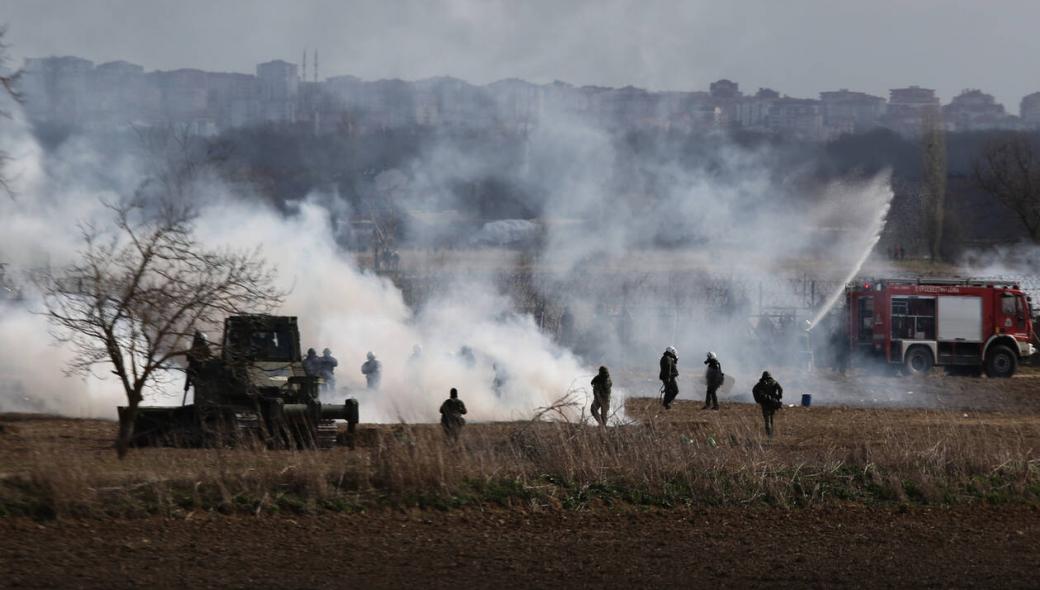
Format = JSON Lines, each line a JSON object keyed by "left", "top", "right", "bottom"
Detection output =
{"left": 706, "top": 351, "right": 717, "bottom": 360}
{"left": 666, "top": 346, "right": 677, "bottom": 355}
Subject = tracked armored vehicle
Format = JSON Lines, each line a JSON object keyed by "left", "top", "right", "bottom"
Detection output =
{"left": 119, "top": 315, "right": 358, "bottom": 448}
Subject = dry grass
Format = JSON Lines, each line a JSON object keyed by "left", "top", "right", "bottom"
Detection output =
{"left": 2, "top": 402, "right": 1039, "bottom": 519}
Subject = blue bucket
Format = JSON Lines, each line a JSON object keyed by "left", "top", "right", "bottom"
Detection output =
{"left": 801, "top": 394, "right": 812, "bottom": 407}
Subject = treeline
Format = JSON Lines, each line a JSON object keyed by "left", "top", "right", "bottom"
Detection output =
{"left": 32, "top": 119, "right": 1040, "bottom": 258}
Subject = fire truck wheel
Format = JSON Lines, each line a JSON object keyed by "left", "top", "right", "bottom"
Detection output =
{"left": 985, "top": 346, "right": 1017, "bottom": 378}
{"left": 904, "top": 346, "right": 934, "bottom": 375}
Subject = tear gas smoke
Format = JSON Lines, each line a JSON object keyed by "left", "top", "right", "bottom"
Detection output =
{"left": 192, "top": 197, "right": 591, "bottom": 422}
{"left": 960, "top": 244, "right": 1040, "bottom": 286}
{"left": 0, "top": 93, "right": 594, "bottom": 422}
{"left": 385, "top": 103, "right": 897, "bottom": 396}
{"left": 1, "top": 86, "right": 902, "bottom": 419}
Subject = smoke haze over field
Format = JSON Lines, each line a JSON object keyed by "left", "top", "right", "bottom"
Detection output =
{"left": 0, "top": 87, "right": 596, "bottom": 421}
{"left": 6, "top": 0, "right": 1040, "bottom": 108}
{"left": 0, "top": 66, "right": 902, "bottom": 419}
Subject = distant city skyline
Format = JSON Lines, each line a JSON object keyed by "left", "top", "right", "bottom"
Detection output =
{"left": 18, "top": 52, "right": 1035, "bottom": 141}
{"left": 6, "top": 0, "right": 1040, "bottom": 108}
{"left": 14, "top": 52, "right": 1038, "bottom": 116}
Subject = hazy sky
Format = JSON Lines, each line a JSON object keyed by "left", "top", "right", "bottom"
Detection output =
{"left": 5, "top": 0, "right": 1039, "bottom": 108}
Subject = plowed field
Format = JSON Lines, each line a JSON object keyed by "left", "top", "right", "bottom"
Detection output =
{"left": 2, "top": 369, "right": 1040, "bottom": 588}
{"left": 2, "top": 506, "right": 1039, "bottom": 589}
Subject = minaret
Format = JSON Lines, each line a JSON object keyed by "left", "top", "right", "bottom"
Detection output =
{"left": 302, "top": 50, "right": 307, "bottom": 82}
{"left": 313, "top": 50, "right": 319, "bottom": 82}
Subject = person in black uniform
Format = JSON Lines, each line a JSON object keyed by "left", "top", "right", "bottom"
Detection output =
{"left": 660, "top": 346, "right": 679, "bottom": 409}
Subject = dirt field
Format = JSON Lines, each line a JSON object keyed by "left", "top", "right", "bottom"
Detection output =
{"left": 2, "top": 370, "right": 1040, "bottom": 588}
{"left": 2, "top": 505, "right": 1040, "bottom": 589}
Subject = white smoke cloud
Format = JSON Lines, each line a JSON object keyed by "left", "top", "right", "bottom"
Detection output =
{"left": 377, "top": 103, "right": 895, "bottom": 391}
{"left": 0, "top": 77, "right": 903, "bottom": 421}
{"left": 0, "top": 95, "right": 130, "bottom": 417}
{"left": 193, "top": 196, "right": 591, "bottom": 422}
{"left": 0, "top": 88, "right": 595, "bottom": 422}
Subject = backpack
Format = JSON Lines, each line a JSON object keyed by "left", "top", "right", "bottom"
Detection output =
{"left": 754, "top": 379, "right": 781, "bottom": 408}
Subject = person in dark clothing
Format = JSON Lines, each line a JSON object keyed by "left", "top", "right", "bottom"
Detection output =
{"left": 659, "top": 346, "right": 679, "bottom": 409}
{"left": 439, "top": 388, "right": 467, "bottom": 441}
{"left": 361, "top": 351, "right": 381, "bottom": 390}
{"left": 183, "top": 330, "right": 212, "bottom": 406}
{"left": 752, "top": 371, "right": 783, "bottom": 438}
{"left": 703, "top": 352, "right": 723, "bottom": 410}
{"left": 303, "top": 348, "right": 321, "bottom": 377}
{"left": 590, "top": 366, "right": 612, "bottom": 426}
{"left": 318, "top": 348, "right": 338, "bottom": 392}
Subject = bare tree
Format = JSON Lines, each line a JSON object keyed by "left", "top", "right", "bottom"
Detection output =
{"left": 0, "top": 25, "right": 22, "bottom": 198}
{"left": 974, "top": 134, "right": 1040, "bottom": 243}
{"left": 130, "top": 123, "right": 232, "bottom": 203}
{"left": 921, "top": 107, "right": 947, "bottom": 260}
{"left": 37, "top": 200, "right": 284, "bottom": 458}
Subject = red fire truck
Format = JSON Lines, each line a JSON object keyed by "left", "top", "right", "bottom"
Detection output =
{"left": 845, "top": 278, "right": 1036, "bottom": 377}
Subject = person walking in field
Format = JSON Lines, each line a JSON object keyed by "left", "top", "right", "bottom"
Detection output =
{"left": 659, "top": 346, "right": 679, "bottom": 409}
{"left": 703, "top": 351, "right": 723, "bottom": 410}
{"left": 440, "top": 387, "right": 467, "bottom": 441}
{"left": 590, "top": 366, "right": 612, "bottom": 426}
{"left": 752, "top": 371, "right": 783, "bottom": 438}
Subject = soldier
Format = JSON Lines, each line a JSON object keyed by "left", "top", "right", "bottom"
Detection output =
{"left": 590, "top": 366, "right": 612, "bottom": 426}
{"left": 439, "top": 387, "right": 467, "bottom": 441}
{"left": 752, "top": 371, "right": 783, "bottom": 438}
{"left": 183, "top": 330, "right": 212, "bottom": 406}
{"left": 319, "top": 348, "right": 338, "bottom": 392}
{"left": 703, "top": 351, "right": 723, "bottom": 410}
{"left": 361, "top": 351, "right": 381, "bottom": 390}
{"left": 659, "top": 346, "right": 679, "bottom": 409}
{"left": 303, "top": 348, "right": 321, "bottom": 377}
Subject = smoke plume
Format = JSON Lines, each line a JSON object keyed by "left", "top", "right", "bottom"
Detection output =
{"left": 0, "top": 84, "right": 902, "bottom": 420}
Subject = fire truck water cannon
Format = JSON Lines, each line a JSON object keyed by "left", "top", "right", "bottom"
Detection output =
{"left": 844, "top": 277, "right": 1036, "bottom": 377}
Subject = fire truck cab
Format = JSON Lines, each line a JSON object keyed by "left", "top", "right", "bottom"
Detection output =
{"left": 846, "top": 278, "right": 1036, "bottom": 377}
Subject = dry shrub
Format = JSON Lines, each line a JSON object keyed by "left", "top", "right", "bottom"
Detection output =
{"left": 2, "top": 404, "right": 1040, "bottom": 518}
